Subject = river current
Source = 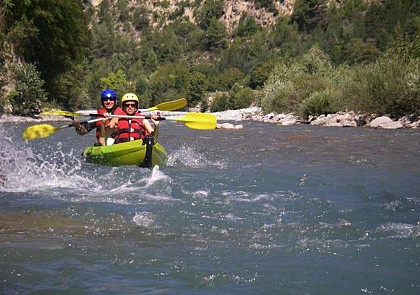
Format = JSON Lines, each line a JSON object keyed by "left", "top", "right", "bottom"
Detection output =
{"left": 0, "top": 120, "right": 419, "bottom": 294}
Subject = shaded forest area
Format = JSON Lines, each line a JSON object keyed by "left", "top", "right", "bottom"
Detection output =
{"left": 1, "top": 0, "right": 419, "bottom": 118}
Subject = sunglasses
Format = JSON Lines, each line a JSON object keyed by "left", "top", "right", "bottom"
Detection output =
{"left": 102, "top": 98, "right": 115, "bottom": 102}
{"left": 124, "top": 103, "right": 137, "bottom": 108}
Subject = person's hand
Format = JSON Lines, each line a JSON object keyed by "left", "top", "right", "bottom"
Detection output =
{"left": 150, "top": 114, "right": 160, "bottom": 126}
{"left": 74, "top": 120, "right": 87, "bottom": 134}
{"left": 102, "top": 112, "right": 110, "bottom": 119}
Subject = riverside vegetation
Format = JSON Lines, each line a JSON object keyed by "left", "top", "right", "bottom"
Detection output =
{"left": 1, "top": 0, "right": 419, "bottom": 122}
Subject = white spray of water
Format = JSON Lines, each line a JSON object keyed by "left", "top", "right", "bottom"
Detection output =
{"left": 0, "top": 125, "right": 174, "bottom": 204}
{"left": 166, "top": 144, "right": 226, "bottom": 169}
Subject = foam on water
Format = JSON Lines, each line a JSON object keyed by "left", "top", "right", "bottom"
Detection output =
{"left": 132, "top": 211, "right": 158, "bottom": 228}
{"left": 0, "top": 130, "right": 91, "bottom": 193}
{"left": 167, "top": 144, "right": 227, "bottom": 169}
{"left": 0, "top": 125, "right": 175, "bottom": 204}
{"left": 1, "top": 123, "right": 419, "bottom": 294}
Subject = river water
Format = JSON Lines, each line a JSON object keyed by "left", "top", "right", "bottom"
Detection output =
{"left": 0, "top": 120, "right": 419, "bottom": 294}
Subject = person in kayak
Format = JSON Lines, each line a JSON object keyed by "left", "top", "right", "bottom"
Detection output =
{"left": 108, "top": 93, "right": 159, "bottom": 144}
{"left": 74, "top": 88, "right": 124, "bottom": 145}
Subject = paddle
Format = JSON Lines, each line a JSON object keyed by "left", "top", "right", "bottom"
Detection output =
{"left": 40, "top": 98, "right": 187, "bottom": 117}
{"left": 22, "top": 112, "right": 216, "bottom": 140}
{"left": 142, "top": 98, "right": 187, "bottom": 112}
{"left": 110, "top": 113, "right": 217, "bottom": 130}
{"left": 22, "top": 118, "right": 103, "bottom": 141}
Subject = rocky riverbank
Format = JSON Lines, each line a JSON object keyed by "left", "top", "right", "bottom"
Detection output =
{"left": 0, "top": 113, "right": 70, "bottom": 123}
{"left": 213, "top": 107, "right": 420, "bottom": 130}
{"left": 1, "top": 108, "right": 419, "bottom": 130}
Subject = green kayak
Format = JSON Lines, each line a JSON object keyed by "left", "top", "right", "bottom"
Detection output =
{"left": 82, "top": 137, "right": 167, "bottom": 168}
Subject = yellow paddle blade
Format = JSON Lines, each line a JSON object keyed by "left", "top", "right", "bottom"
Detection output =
{"left": 41, "top": 110, "right": 83, "bottom": 117}
{"left": 146, "top": 98, "right": 187, "bottom": 111}
{"left": 22, "top": 124, "right": 59, "bottom": 140}
{"left": 172, "top": 113, "right": 217, "bottom": 130}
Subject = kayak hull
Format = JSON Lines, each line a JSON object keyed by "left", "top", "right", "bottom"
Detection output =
{"left": 82, "top": 138, "right": 167, "bottom": 168}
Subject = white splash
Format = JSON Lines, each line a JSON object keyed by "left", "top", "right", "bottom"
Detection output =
{"left": 132, "top": 211, "right": 158, "bottom": 228}
{"left": 0, "top": 125, "right": 174, "bottom": 204}
{"left": 166, "top": 145, "right": 226, "bottom": 169}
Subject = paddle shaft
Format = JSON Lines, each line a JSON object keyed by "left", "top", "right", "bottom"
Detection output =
{"left": 109, "top": 113, "right": 217, "bottom": 130}
{"left": 59, "top": 118, "right": 103, "bottom": 130}
{"left": 72, "top": 98, "right": 187, "bottom": 116}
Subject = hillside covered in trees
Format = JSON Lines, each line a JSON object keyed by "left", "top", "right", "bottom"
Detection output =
{"left": 1, "top": 0, "right": 420, "bottom": 118}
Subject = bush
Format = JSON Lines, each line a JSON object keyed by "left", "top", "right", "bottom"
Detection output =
{"left": 187, "top": 72, "right": 206, "bottom": 106}
{"left": 210, "top": 92, "right": 231, "bottom": 112}
{"left": 232, "top": 87, "right": 255, "bottom": 109}
{"left": 300, "top": 89, "right": 339, "bottom": 118}
{"left": 342, "top": 54, "right": 420, "bottom": 116}
{"left": 11, "top": 62, "right": 47, "bottom": 116}
{"left": 211, "top": 68, "right": 245, "bottom": 91}
{"left": 249, "top": 60, "right": 275, "bottom": 89}
{"left": 261, "top": 47, "right": 337, "bottom": 114}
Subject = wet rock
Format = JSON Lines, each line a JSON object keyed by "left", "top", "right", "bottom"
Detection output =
{"left": 216, "top": 123, "right": 243, "bottom": 130}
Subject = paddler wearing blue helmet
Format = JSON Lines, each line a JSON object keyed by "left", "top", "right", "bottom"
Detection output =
{"left": 74, "top": 89, "right": 123, "bottom": 145}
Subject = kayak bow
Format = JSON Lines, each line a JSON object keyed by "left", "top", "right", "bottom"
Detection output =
{"left": 82, "top": 137, "right": 167, "bottom": 168}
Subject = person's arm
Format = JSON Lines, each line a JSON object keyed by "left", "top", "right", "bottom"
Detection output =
{"left": 74, "top": 119, "right": 96, "bottom": 135}
{"left": 150, "top": 117, "right": 160, "bottom": 138}
{"left": 98, "top": 118, "right": 107, "bottom": 146}
{"left": 143, "top": 119, "right": 154, "bottom": 134}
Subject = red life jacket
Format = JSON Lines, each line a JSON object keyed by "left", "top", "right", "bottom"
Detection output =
{"left": 95, "top": 107, "right": 123, "bottom": 140}
{"left": 113, "top": 112, "right": 146, "bottom": 144}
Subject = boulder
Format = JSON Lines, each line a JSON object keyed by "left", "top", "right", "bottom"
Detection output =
{"left": 369, "top": 116, "right": 393, "bottom": 128}
{"left": 216, "top": 123, "right": 243, "bottom": 130}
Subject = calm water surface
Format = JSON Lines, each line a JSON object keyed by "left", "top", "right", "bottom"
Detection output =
{"left": 0, "top": 120, "right": 419, "bottom": 294}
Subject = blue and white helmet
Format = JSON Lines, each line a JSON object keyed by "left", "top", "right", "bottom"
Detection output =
{"left": 100, "top": 89, "right": 117, "bottom": 101}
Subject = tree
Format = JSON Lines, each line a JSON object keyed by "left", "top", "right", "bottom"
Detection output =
{"left": 100, "top": 70, "right": 128, "bottom": 97}
{"left": 232, "top": 15, "right": 261, "bottom": 38}
{"left": 197, "top": 0, "right": 224, "bottom": 30}
{"left": 187, "top": 72, "right": 206, "bottom": 106}
{"left": 250, "top": 60, "right": 276, "bottom": 89}
{"left": 153, "top": 27, "right": 182, "bottom": 64}
{"left": 201, "top": 18, "right": 228, "bottom": 51}
{"left": 290, "top": 0, "right": 328, "bottom": 33}
{"left": 364, "top": 2, "right": 388, "bottom": 50}
{"left": 148, "top": 62, "right": 190, "bottom": 104}
{"left": 11, "top": 62, "right": 47, "bottom": 116}
{"left": 3, "top": 0, "right": 90, "bottom": 105}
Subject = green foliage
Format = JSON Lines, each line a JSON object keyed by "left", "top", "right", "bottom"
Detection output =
{"left": 2, "top": 0, "right": 420, "bottom": 118}
{"left": 187, "top": 72, "right": 206, "bottom": 106}
{"left": 300, "top": 89, "right": 340, "bottom": 118}
{"left": 232, "top": 15, "right": 261, "bottom": 38}
{"left": 132, "top": 6, "right": 149, "bottom": 31}
{"left": 11, "top": 62, "right": 47, "bottom": 115}
{"left": 148, "top": 62, "right": 190, "bottom": 104}
{"left": 290, "top": 0, "right": 328, "bottom": 33}
{"left": 218, "top": 32, "right": 273, "bottom": 74}
{"left": 261, "top": 47, "right": 335, "bottom": 114}
{"left": 197, "top": 0, "right": 224, "bottom": 30}
{"left": 151, "top": 27, "right": 182, "bottom": 63}
{"left": 341, "top": 54, "right": 420, "bottom": 116}
{"left": 211, "top": 68, "right": 245, "bottom": 91}
{"left": 210, "top": 92, "right": 231, "bottom": 112}
{"left": 249, "top": 61, "right": 275, "bottom": 89}
{"left": 100, "top": 70, "right": 128, "bottom": 97}
{"left": 363, "top": 2, "right": 388, "bottom": 50}
{"left": 393, "top": 35, "right": 420, "bottom": 59}
{"left": 55, "top": 61, "right": 92, "bottom": 110}
{"left": 342, "top": 38, "right": 381, "bottom": 65}
{"left": 232, "top": 87, "right": 255, "bottom": 109}
{"left": 200, "top": 18, "right": 228, "bottom": 51}
{"left": 30, "top": 1, "right": 89, "bottom": 97}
